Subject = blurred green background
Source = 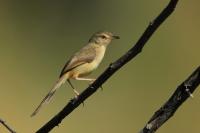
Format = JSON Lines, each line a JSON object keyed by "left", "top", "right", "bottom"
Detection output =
{"left": 0, "top": 0, "right": 199, "bottom": 133}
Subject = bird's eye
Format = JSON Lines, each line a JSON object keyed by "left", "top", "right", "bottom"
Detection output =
{"left": 101, "top": 35, "right": 107, "bottom": 39}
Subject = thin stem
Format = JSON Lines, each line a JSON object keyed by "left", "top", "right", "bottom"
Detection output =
{"left": 0, "top": 118, "right": 16, "bottom": 133}
{"left": 139, "top": 66, "right": 200, "bottom": 133}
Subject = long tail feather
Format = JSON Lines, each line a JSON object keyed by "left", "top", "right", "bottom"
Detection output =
{"left": 31, "top": 74, "right": 68, "bottom": 117}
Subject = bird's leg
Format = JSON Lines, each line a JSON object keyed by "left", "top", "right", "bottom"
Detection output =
{"left": 74, "top": 77, "right": 96, "bottom": 82}
{"left": 67, "top": 79, "right": 84, "bottom": 106}
{"left": 75, "top": 77, "right": 103, "bottom": 90}
{"left": 67, "top": 79, "right": 79, "bottom": 98}
{"left": 75, "top": 77, "right": 96, "bottom": 85}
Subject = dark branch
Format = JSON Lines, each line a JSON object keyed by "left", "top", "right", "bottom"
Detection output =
{"left": 139, "top": 66, "right": 200, "bottom": 133}
{"left": 36, "top": 0, "right": 179, "bottom": 132}
{"left": 0, "top": 118, "right": 16, "bottom": 133}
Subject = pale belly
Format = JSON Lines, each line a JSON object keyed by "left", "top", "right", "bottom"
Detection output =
{"left": 70, "top": 46, "right": 106, "bottom": 78}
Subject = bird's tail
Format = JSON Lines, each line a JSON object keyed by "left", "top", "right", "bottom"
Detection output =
{"left": 31, "top": 73, "right": 69, "bottom": 117}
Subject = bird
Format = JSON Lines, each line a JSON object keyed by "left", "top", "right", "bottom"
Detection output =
{"left": 31, "top": 31, "right": 120, "bottom": 117}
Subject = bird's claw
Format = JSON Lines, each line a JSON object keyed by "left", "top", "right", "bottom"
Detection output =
{"left": 100, "top": 85, "right": 103, "bottom": 91}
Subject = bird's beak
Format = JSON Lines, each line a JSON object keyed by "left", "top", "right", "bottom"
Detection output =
{"left": 112, "top": 35, "right": 120, "bottom": 39}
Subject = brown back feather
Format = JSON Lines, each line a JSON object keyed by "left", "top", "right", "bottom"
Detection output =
{"left": 59, "top": 44, "right": 96, "bottom": 77}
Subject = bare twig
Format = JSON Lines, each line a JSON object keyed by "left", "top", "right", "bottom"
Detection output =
{"left": 139, "top": 66, "right": 200, "bottom": 133}
{"left": 36, "top": 0, "right": 179, "bottom": 132}
{"left": 0, "top": 118, "right": 16, "bottom": 133}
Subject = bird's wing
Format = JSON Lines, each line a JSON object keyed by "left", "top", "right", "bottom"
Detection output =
{"left": 59, "top": 45, "right": 96, "bottom": 77}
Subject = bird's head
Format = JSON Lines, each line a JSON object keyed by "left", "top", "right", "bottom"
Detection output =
{"left": 89, "top": 31, "right": 120, "bottom": 46}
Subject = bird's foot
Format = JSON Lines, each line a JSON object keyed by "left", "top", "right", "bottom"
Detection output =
{"left": 100, "top": 85, "right": 103, "bottom": 91}
{"left": 88, "top": 79, "right": 96, "bottom": 85}
{"left": 73, "top": 89, "right": 80, "bottom": 99}
{"left": 88, "top": 80, "right": 104, "bottom": 91}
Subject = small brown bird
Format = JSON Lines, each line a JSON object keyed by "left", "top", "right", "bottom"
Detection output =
{"left": 31, "top": 31, "right": 119, "bottom": 116}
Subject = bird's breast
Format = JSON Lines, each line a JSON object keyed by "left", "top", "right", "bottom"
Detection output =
{"left": 92, "top": 45, "right": 106, "bottom": 69}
